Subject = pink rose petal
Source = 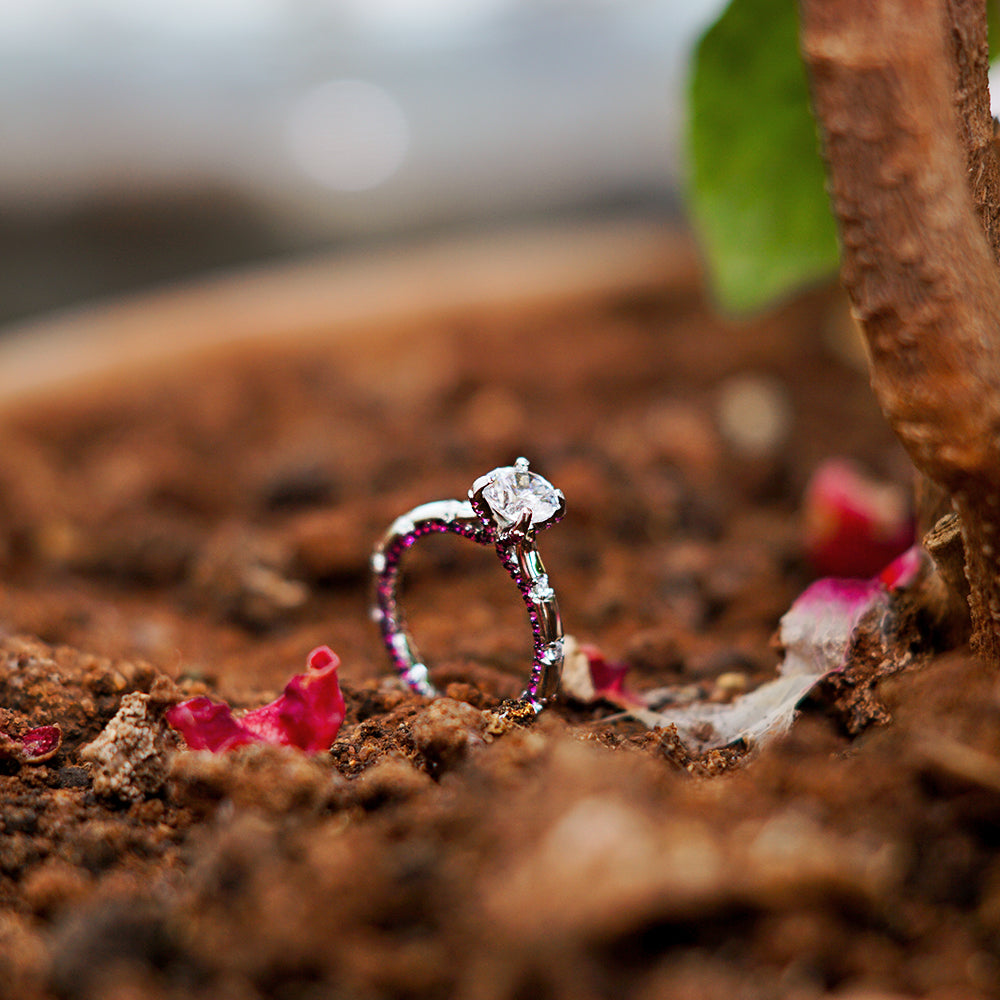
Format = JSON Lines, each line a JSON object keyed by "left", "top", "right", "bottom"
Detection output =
{"left": 582, "top": 644, "right": 630, "bottom": 699}
{"left": 777, "top": 575, "right": 885, "bottom": 679}
{"left": 20, "top": 724, "right": 63, "bottom": 763}
{"left": 878, "top": 544, "right": 925, "bottom": 591}
{"left": 0, "top": 722, "right": 63, "bottom": 764}
{"left": 240, "top": 646, "right": 346, "bottom": 753}
{"left": 584, "top": 645, "right": 648, "bottom": 707}
{"left": 164, "top": 698, "right": 260, "bottom": 753}
{"left": 629, "top": 544, "right": 927, "bottom": 752}
{"left": 803, "top": 459, "right": 914, "bottom": 578}
{"left": 167, "top": 646, "right": 346, "bottom": 754}
{"left": 781, "top": 544, "right": 926, "bottom": 679}
{"left": 561, "top": 637, "right": 646, "bottom": 708}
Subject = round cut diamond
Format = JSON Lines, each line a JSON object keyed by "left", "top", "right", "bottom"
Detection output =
{"left": 472, "top": 459, "right": 563, "bottom": 532}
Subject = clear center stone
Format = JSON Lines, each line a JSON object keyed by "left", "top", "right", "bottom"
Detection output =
{"left": 473, "top": 463, "right": 563, "bottom": 531}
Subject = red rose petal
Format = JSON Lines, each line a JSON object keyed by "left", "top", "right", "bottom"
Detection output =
{"left": 167, "top": 646, "right": 345, "bottom": 754}
{"left": 0, "top": 721, "right": 62, "bottom": 764}
{"left": 778, "top": 575, "right": 884, "bottom": 678}
{"left": 165, "top": 697, "right": 259, "bottom": 753}
{"left": 241, "top": 646, "right": 346, "bottom": 753}
{"left": 803, "top": 459, "right": 914, "bottom": 578}
{"left": 581, "top": 644, "right": 631, "bottom": 699}
{"left": 780, "top": 544, "right": 926, "bottom": 680}
{"left": 20, "top": 724, "right": 63, "bottom": 763}
{"left": 878, "top": 545, "right": 925, "bottom": 591}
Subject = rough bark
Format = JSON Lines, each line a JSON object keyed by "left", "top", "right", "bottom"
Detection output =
{"left": 800, "top": 0, "right": 1000, "bottom": 662}
{"left": 946, "top": 0, "right": 1000, "bottom": 259}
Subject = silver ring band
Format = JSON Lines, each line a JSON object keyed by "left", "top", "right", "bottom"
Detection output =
{"left": 371, "top": 458, "right": 565, "bottom": 710}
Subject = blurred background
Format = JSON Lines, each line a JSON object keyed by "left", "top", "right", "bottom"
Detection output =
{"left": 0, "top": 0, "right": 723, "bottom": 326}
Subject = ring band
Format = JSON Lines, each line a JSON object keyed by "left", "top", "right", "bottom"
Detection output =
{"left": 371, "top": 457, "right": 565, "bottom": 710}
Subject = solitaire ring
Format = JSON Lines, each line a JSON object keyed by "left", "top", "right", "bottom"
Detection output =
{"left": 371, "top": 457, "right": 565, "bottom": 710}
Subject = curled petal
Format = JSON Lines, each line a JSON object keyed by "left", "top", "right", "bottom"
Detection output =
{"left": 0, "top": 722, "right": 63, "bottom": 764}
{"left": 878, "top": 544, "right": 924, "bottom": 591}
{"left": 241, "top": 646, "right": 346, "bottom": 753}
{"left": 167, "top": 646, "right": 345, "bottom": 754}
{"left": 582, "top": 645, "right": 645, "bottom": 706}
{"left": 20, "top": 724, "right": 63, "bottom": 763}
{"left": 778, "top": 576, "right": 883, "bottom": 679}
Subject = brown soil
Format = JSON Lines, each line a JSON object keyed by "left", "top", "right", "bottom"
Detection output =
{"left": 0, "top": 234, "right": 996, "bottom": 1000}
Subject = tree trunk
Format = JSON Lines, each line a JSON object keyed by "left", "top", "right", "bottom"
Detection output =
{"left": 801, "top": 0, "right": 1000, "bottom": 662}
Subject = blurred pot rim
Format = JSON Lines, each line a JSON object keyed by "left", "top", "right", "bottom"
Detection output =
{"left": 0, "top": 216, "right": 694, "bottom": 414}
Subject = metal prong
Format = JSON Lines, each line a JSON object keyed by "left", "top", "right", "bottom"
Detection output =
{"left": 498, "top": 507, "right": 533, "bottom": 544}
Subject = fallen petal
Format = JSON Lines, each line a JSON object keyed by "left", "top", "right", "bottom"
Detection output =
{"left": 632, "top": 674, "right": 821, "bottom": 753}
{"left": 585, "top": 645, "right": 632, "bottom": 700}
{"left": 630, "top": 545, "right": 927, "bottom": 753}
{"left": 241, "top": 646, "right": 346, "bottom": 753}
{"left": 0, "top": 721, "right": 63, "bottom": 764}
{"left": 560, "top": 636, "right": 644, "bottom": 707}
{"left": 20, "top": 724, "right": 63, "bottom": 763}
{"left": 803, "top": 459, "right": 913, "bottom": 578}
{"left": 778, "top": 576, "right": 883, "bottom": 679}
{"left": 165, "top": 697, "right": 259, "bottom": 753}
{"left": 878, "top": 544, "right": 924, "bottom": 591}
{"left": 167, "top": 645, "right": 345, "bottom": 754}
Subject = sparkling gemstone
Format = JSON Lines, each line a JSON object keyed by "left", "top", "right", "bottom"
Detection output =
{"left": 405, "top": 663, "right": 430, "bottom": 687}
{"left": 528, "top": 574, "right": 555, "bottom": 602}
{"left": 540, "top": 638, "right": 564, "bottom": 665}
{"left": 472, "top": 461, "right": 564, "bottom": 532}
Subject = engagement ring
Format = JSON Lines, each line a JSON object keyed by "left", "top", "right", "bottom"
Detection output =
{"left": 371, "top": 457, "right": 565, "bottom": 710}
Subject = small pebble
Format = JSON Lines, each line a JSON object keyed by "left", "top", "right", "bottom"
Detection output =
{"left": 80, "top": 693, "right": 172, "bottom": 803}
{"left": 715, "top": 373, "right": 792, "bottom": 457}
{"left": 713, "top": 672, "right": 749, "bottom": 701}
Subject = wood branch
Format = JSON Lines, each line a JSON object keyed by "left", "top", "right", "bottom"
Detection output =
{"left": 800, "top": 0, "right": 1000, "bottom": 661}
{"left": 915, "top": 0, "right": 1000, "bottom": 539}
{"left": 924, "top": 512, "right": 971, "bottom": 602}
{"left": 946, "top": 0, "right": 1000, "bottom": 259}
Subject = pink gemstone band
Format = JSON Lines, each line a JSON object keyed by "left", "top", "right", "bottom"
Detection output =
{"left": 371, "top": 458, "right": 565, "bottom": 710}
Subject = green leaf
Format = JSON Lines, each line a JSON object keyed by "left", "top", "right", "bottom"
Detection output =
{"left": 686, "top": 0, "right": 840, "bottom": 314}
